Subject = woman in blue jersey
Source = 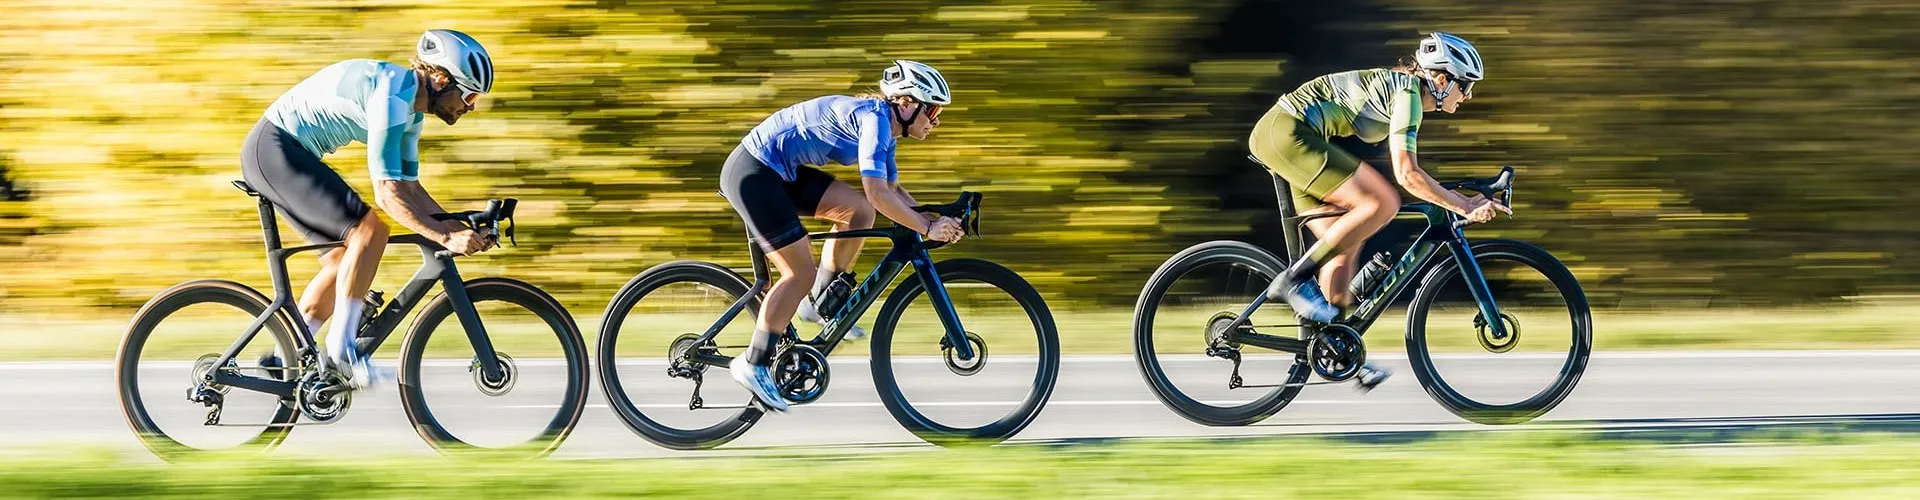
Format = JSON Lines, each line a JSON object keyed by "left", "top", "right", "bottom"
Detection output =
{"left": 1253, "top": 32, "right": 1506, "bottom": 389}
{"left": 721, "top": 60, "right": 964, "bottom": 411}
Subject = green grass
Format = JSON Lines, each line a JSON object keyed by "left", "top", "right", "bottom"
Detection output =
{"left": 6, "top": 434, "right": 1920, "bottom": 497}
{"left": 8, "top": 302, "right": 1920, "bottom": 361}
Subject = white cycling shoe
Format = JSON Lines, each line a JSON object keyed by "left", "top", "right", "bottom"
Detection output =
{"left": 326, "top": 335, "right": 393, "bottom": 391}
{"left": 729, "top": 357, "right": 790, "bottom": 412}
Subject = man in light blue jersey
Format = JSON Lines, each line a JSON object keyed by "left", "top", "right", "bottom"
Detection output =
{"left": 721, "top": 61, "right": 964, "bottom": 411}
{"left": 240, "top": 29, "right": 497, "bottom": 388}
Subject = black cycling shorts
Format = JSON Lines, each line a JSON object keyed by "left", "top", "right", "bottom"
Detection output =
{"left": 719, "top": 145, "right": 835, "bottom": 251}
{"left": 240, "top": 118, "right": 371, "bottom": 245}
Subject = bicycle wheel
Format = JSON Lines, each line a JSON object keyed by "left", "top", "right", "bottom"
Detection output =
{"left": 1132, "top": 241, "right": 1311, "bottom": 426}
{"left": 118, "top": 280, "right": 304, "bottom": 460}
{"left": 870, "top": 258, "right": 1059, "bottom": 446}
{"left": 1405, "top": 239, "right": 1592, "bottom": 424}
{"left": 400, "top": 277, "right": 589, "bottom": 456}
{"left": 597, "top": 261, "right": 762, "bottom": 450}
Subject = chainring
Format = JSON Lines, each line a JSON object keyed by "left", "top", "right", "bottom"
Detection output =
{"left": 297, "top": 371, "right": 352, "bottom": 423}
{"left": 1308, "top": 324, "right": 1366, "bottom": 381}
{"left": 773, "top": 344, "right": 830, "bottom": 405}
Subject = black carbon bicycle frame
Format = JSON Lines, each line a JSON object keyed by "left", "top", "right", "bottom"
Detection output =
{"left": 682, "top": 224, "right": 977, "bottom": 370}
{"left": 206, "top": 186, "right": 504, "bottom": 398}
{"left": 1221, "top": 169, "right": 1511, "bottom": 355}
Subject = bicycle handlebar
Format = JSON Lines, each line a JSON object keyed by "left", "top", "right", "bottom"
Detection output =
{"left": 910, "top": 191, "right": 983, "bottom": 250}
{"left": 430, "top": 198, "right": 519, "bottom": 246}
{"left": 1441, "top": 166, "right": 1516, "bottom": 229}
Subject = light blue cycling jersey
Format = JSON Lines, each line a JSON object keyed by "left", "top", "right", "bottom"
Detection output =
{"left": 741, "top": 95, "right": 898, "bottom": 182}
{"left": 264, "top": 59, "right": 427, "bottom": 181}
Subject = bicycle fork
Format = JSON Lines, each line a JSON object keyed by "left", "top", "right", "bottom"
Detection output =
{"left": 1444, "top": 232, "right": 1510, "bottom": 341}
{"left": 909, "top": 254, "right": 976, "bottom": 361}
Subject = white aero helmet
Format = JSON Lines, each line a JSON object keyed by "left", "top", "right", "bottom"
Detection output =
{"left": 879, "top": 60, "right": 952, "bottom": 105}
{"left": 1414, "top": 32, "right": 1484, "bottom": 81}
{"left": 417, "top": 29, "right": 494, "bottom": 94}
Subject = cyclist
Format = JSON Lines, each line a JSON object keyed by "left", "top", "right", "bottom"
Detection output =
{"left": 721, "top": 60, "right": 966, "bottom": 412}
{"left": 241, "top": 29, "right": 497, "bottom": 389}
{"left": 1253, "top": 32, "right": 1507, "bottom": 388}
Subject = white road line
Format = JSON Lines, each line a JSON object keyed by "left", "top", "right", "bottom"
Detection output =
{"left": 502, "top": 400, "right": 1365, "bottom": 410}
{"left": 11, "top": 350, "right": 1920, "bottom": 371}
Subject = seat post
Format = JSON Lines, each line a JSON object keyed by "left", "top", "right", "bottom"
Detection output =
{"left": 256, "top": 196, "right": 284, "bottom": 252}
{"left": 1271, "top": 173, "right": 1305, "bottom": 261}
{"left": 747, "top": 229, "right": 770, "bottom": 287}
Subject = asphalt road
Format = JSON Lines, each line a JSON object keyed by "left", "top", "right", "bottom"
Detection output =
{"left": 5, "top": 351, "right": 1918, "bottom": 458}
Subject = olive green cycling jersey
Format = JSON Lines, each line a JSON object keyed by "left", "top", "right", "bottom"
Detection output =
{"left": 1272, "top": 68, "right": 1424, "bottom": 154}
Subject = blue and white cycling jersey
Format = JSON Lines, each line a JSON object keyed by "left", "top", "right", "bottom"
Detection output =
{"left": 263, "top": 59, "right": 427, "bottom": 181}
{"left": 740, "top": 95, "right": 898, "bottom": 182}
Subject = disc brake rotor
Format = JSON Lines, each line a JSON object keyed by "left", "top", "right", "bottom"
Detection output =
{"left": 471, "top": 352, "right": 517, "bottom": 397}
{"left": 942, "top": 332, "right": 988, "bottom": 376}
{"left": 1476, "top": 313, "right": 1521, "bottom": 353}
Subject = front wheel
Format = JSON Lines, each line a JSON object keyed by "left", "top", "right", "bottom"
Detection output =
{"left": 1405, "top": 239, "right": 1592, "bottom": 424}
{"left": 400, "top": 277, "right": 590, "bottom": 457}
{"left": 870, "top": 258, "right": 1059, "bottom": 446}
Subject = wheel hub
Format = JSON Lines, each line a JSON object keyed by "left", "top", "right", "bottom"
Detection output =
{"left": 470, "top": 352, "right": 518, "bottom": 397}
{"left": 190, "top": 353, "right": 235, "bottom": 394}
{"left": 941, "top": 332, "right": 988, "bottom": 376}
{"left": 1204, "top": 312, "right": 1244, "bottom": 356}
{"left": 667, "top": 333, "right": 711, "bottom": 379}
{"left": 1476, "top": 313, "right": 1521, "bottom": 353}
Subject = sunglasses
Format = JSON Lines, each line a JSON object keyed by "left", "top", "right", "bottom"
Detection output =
{"left": 1455, "top": 79, "right": 1476, "bottom": 97}
{"left": 458, "top": 87, "right": 483, "bottom": 106}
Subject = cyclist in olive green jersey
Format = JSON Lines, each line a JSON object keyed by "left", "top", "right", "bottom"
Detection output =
{"left": 1254, "top": 32, "right": 1508, "bottom": 389}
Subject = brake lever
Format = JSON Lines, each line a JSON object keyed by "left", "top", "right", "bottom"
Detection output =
{"left": 501, "top": 214, "right": 518, "bottom": 247}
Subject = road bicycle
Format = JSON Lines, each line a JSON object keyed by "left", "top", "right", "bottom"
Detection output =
{"left": 117, "top": 181, "right": 589, "bottom": 459}
{"left": 597, "top": 191, "right": 1059, "bottom": 449}
{"left": 1133, "top": 159, "right": 1591, "bottom": 426}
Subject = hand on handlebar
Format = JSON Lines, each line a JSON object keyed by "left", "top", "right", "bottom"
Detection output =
{"left": 1461, "top": 194, "right": 1512, "bottom": 223}
{"left": 923, "top": 216, "right": 966, "bottom": 243}
{"left": 443, "top": 228, "right": 496, "bottom": 256}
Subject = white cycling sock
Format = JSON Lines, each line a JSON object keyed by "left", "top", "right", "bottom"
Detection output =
{"left": 326, "top": 292, "right": 364, "bottom": 366}
{"left": 303, "top": 316, "right": 325, "bottom": 340}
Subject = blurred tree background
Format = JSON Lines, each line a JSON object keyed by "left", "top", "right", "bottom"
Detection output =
{"left": 2, "top": 0, "right": 1918, "bottom": 314}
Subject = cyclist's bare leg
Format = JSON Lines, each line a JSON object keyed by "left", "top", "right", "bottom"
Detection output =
{"left": 1309, "top": 165, "right": 1399, "bottom": 389}
{"left": 812, "top": 181, "right": 875, "bottom": 280}
{"left": 1271, "top": 164, "right": 1398, "bottom": 323}
{"left": 754, "top": 238, "right": 816, "bottom": 352}
{"left": 336, "top": 211, "right": 389, "bottom": 309}
{"left": 1302, "top": 213, "right": 1376, "bottom": 310}
{"left": 326, "top": 211, "right": 389, "bottom": 379}
{"left": 298, "top": 249, "right": 343, "bottom": 333}
{"left": 1308, "top": 163, "right": 1399, "bottom": 275}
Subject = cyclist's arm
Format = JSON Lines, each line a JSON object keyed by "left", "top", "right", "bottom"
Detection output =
{"left": 367, "top": 102, "right": 463, "bottom": 240}
{"left": 1385, "top": 90, "right": 1474, "bottom": 214}
{"left": 375, "top": 180, "right": 463, "bottom": 241}
{"left": 890, "top": 182, "right": 942, "bottom": 226}
{"left": 856, "top": 110, "right": 932, "bottom": 234}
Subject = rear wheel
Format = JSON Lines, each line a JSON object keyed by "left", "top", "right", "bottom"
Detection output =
{"left": 597, "top": 261, "right": 763, "bottom": 450}
{"left": 1132, "top": 241, "right": 1311, "bottom": 426}
{"left": 118, "top": 280, "right": 304, "bottom": 460}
